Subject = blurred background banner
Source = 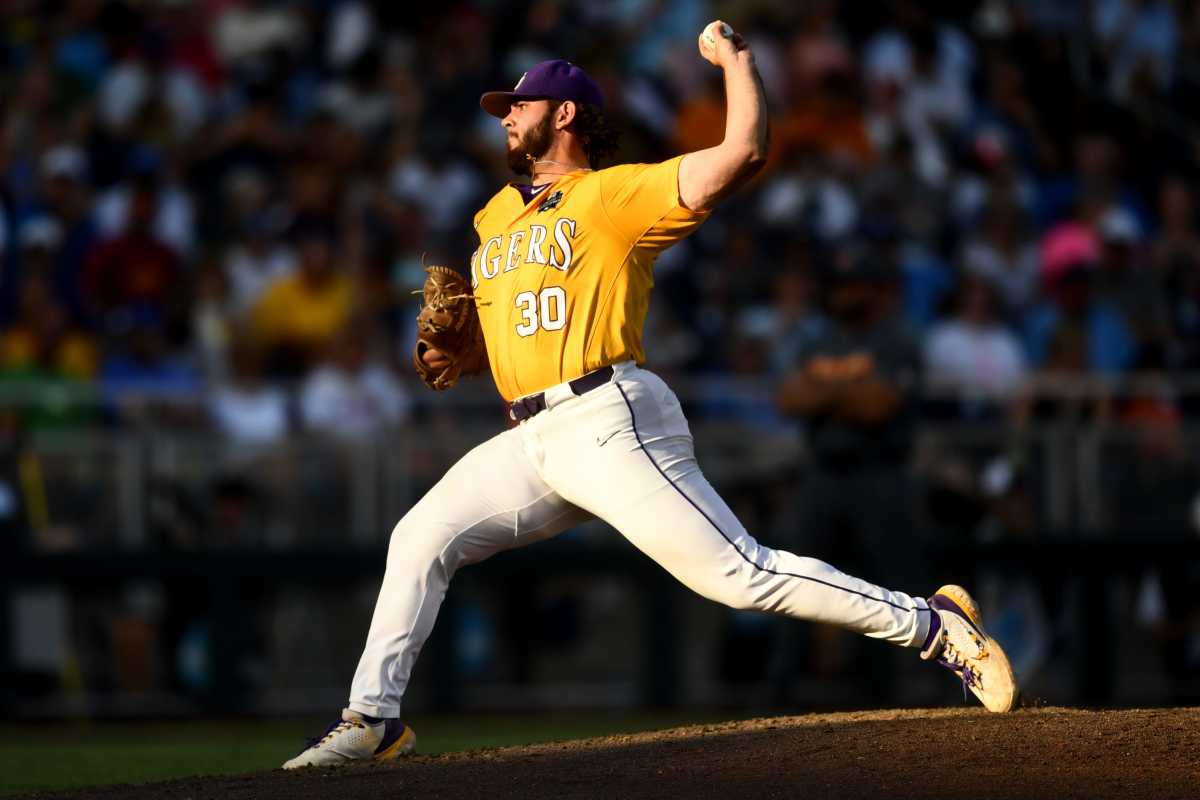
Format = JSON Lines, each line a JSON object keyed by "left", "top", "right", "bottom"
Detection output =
{"left": 2, "top": 0, "right": 1200, "bottom": 719}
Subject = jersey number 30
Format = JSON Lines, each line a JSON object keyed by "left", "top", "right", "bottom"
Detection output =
{"left": 514, "top": 287, "right": 566, "bottom": 337}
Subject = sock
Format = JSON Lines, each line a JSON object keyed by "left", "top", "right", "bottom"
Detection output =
{"left": 360, "top": 714, "right": 383, "bottom": 724}
{"left": 921, "top": 608, "right": 942, "bottom": 652}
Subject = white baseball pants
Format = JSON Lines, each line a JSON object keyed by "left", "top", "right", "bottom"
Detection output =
{"left": 348, "top": 362, "right": 931, "bottom": 717}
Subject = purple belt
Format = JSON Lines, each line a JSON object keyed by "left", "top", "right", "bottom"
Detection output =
{"left": 508, "top": 365, "right": 616, "bottom": 422}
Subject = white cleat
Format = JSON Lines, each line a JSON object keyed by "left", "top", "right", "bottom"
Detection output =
{"left": 921, "top": 584, "right": 1019, "bottom": 713}
{"left": 282, "top": 709, "right": 416, "bottom": 769}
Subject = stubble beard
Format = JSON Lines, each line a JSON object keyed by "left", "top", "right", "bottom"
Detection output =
{"left": 506, "top": 110, "right": 555, "bottom": 177}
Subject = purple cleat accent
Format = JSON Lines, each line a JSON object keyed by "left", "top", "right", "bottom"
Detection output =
{"left": 921, "top": 585, "right": 1019, "bottom": 712}
{"left": 372, "top": 718, "right": 414, "bottom": 757}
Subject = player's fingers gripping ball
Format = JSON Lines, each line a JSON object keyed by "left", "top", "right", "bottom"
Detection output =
{"left": 698, "top": 20, "right": 739, "bottom": 65}
{"left": 413, "top": 265, "right": 487, "bottom": 390}
{"left": 701, "top": 21, "right": 732, "bottom": 49}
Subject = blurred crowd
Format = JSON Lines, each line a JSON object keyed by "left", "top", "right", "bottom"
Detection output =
{"left": 7, "top": 0, "right": 1200, "bottom": 709}
{"left": 2, "top": 0, "right": 1200, "bottom": 446}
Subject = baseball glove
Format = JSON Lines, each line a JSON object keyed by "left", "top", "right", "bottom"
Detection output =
{"left": 413, "top": 265, "right": 487, "bottom": 390}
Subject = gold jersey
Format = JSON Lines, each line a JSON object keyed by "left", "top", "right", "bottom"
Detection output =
{"left": 471, "top": 154, "right": 707, "bottom": 401}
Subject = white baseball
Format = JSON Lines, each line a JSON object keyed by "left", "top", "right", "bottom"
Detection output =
{"left": 702, "top": 21, "right": 733, "bottom": 50}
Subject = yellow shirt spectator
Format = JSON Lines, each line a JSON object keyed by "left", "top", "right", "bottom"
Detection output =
{"left": 250, "top": 271, "right": 356, "bottom": 360}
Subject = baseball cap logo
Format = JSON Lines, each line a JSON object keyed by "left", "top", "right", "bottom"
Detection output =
{"left": 514, "top": 72, "right": 527, "bottom": 91}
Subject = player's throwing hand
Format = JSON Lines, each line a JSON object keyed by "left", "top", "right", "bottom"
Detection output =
{"left": 697, "top": 20, "right": 748, "bottom": 68}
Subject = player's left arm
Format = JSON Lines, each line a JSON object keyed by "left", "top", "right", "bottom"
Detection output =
{"left": 677, "top": 21, "right": 769, "bottom": 213}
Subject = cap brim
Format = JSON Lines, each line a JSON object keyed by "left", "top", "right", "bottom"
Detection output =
{"left": 480, "top": 91, "right": 543, "bottom": 118}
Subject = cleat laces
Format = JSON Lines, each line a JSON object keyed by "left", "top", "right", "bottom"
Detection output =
{"left": 305, "top": 718, "right": 364, "bottom": 750}
{"left": 934, "top": 633, "right": 985, "bottom": 700}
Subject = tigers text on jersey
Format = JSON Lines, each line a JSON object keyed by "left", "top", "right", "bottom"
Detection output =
{"left": 470, "top": 155, "right": 707, "bottom": 401}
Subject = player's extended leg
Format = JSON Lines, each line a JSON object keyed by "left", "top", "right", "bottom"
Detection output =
{"left": 284, "top": 426, "right": 590, "bottom": 768}
{"left": 535, "top": 369, "right": 930, "bottom": 643}
{"left": 602, "top": 435, "right": 929, "bottom": 642}
{"left": 532, "top": 364, "right": 1015, "bottom": 710}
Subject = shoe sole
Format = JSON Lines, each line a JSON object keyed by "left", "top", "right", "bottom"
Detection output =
{"left": 934, "top": 584, "right": 1019, "bottom": 713}
{"left": 374, "top": 725, "right": 417, "bottom": 761}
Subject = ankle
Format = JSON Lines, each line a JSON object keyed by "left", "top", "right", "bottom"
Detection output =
{"left": 921, "top": 608, "right": 942, "bottom": 654}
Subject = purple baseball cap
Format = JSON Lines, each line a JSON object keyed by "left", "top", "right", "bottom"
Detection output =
{"left": 480, "top": 59, "right": 604, "bottom": 118}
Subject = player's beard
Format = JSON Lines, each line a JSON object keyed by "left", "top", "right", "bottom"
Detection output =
{"left": 507, "top": 109, "right": 555, "bottom": 177}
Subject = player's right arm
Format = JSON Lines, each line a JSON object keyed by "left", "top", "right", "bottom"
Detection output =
{"left": 596, "top": 23, "right": 766, "bottom": 248}
{"left": 676, "top": 21, "right": 769, "bottom": 213}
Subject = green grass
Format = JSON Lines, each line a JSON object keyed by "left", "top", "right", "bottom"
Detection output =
{"left": 0, "top": 711, "right": 732, "bottom": 795}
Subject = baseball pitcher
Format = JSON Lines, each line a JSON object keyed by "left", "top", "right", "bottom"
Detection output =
{"left": 285, "top": 21, "right": 1017, "bottom": 769}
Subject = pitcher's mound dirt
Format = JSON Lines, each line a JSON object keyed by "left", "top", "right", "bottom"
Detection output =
{"left": 23, "top": 707, "right": 1200, "bottom": 800}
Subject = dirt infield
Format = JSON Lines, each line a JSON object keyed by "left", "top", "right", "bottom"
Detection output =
{"left": 21, "top": 707, "right": 1200, "bottom": 800}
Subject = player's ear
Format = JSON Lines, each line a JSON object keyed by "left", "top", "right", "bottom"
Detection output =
{"left": 556, "top": 100, "right": 576, "bottom": 130}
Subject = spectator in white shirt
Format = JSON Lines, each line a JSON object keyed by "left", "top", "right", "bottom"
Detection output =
{"left": 925, "top": 275, "right": 1027, "bottom": 417}
{"left": 209, "top": 341, "right": 290, "bottom": 446}
{"left": 300, "top": 327, "right": 410, "bottom": 441}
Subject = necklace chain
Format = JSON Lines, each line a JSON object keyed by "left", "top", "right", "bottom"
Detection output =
{"left": 533, "top": 158, "right": 591, "bottom": 171}
{"left": 529, "top": 156, "right": 591, "bottom": 182}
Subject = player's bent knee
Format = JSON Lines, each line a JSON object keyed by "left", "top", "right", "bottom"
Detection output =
{"left": 386, "top": 515, "right": 495, "bottom": 579}
{"left": 387, "top": 519, "right": 457, "bottom": 568}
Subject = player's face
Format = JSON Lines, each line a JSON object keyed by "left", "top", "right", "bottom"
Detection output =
{"left": 502, "top": 100, "right": 556, "bottom": 176}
